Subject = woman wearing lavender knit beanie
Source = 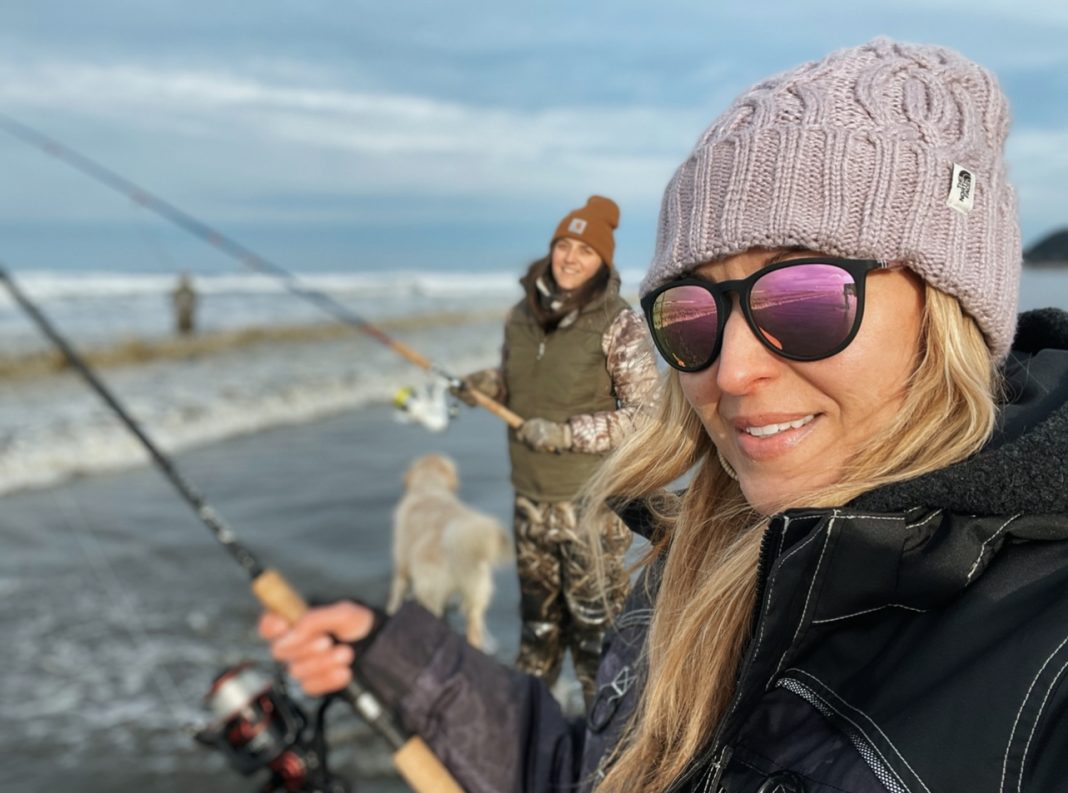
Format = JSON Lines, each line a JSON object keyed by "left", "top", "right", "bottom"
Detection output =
{"left": 260, "top": 39, "right": 1068, "bottom": 792}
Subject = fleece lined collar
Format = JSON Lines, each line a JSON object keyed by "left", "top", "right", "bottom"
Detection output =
{"left": 614, "top": 309, "right": 1068, "bottom": 540}
{"left": 852, "top": 308, "right": 1068, "bottom": 517}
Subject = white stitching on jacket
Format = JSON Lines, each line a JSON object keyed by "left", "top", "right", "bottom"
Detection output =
{"left": 966, "top": 513, "right": 1022, "bottom": 583}
{"left": 1000, "top": 632, "right": 1068, "bottom": 793}
{"left": 1019, "top": 656, "right": 1068, "bottom": 793}
{"left": 812, "top": 603, "right": 928, "bottom": 625}
{"left": 820, "top": 513, "right": 905, "bottom": 522}
{"left": 778, "top": 519, "right": 825, "bottom": 564}
{"left": 721, "top": 516, "right": 792, "bottom": 728}
{"left": 790, "top": 668, "right": 933, "bottom": 793}
{"left": 779, "top": 677, "right": 908, "bottom": 793}
{"left": 905, "top": 509, "right": 942, "bottom": 530}
{"left": 772, "top": 518, "right": 836, "bottom": 681}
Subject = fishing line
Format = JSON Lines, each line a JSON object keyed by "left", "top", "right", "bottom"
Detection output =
{"left": 0, "top": 113, "right": 522, "bottom": 429}
{"left": 0, "top": 263, "right": 465, "bottom": 793}
{"left": 51, "top": 487, "right": 193, "bottom": 721}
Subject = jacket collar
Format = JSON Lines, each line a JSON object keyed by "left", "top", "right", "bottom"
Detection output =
{"left": 850, "top": 308, "right": 1068, "bottom": 517}
{"left": 614, "top": 309, "right": 1068, "bottom": 612}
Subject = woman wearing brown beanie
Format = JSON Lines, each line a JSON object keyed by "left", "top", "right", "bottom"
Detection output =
{"left": 261, "top": 39, "right": 1068, "bottom": 793}
{"left": 454, "top": 194, "right": 658, "bottom": 708}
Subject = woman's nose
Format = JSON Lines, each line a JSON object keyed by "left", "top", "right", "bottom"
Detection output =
{"left": 714, "top": 301, "right": 780, "bottom": 395}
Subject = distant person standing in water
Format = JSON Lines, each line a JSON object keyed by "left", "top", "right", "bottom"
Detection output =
{"left": 171, "top": 273, "right": 197, "bottom": 336}
{"left": 453, "top": 195, "right": 658, "bottom": 706}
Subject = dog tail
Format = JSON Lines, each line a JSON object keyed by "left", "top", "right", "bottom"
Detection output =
{"left": 493, "top": 521, "right": 513, "bottom": 564}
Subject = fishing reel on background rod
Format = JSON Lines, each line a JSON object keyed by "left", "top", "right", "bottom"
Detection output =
{"left": 392, "top": 379, "right": 457, "bottom": 433}
{"left": 195, "top": 661, "right": 351, "bottom": 793}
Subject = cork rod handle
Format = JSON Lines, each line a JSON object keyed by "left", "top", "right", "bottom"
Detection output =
{"left": 251, "top": 568, "right": 467, "bottom": 793}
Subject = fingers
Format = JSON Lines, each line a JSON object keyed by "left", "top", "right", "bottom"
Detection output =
{"left": 279, "top": 600, "right": 374, "bottom": 642}
{"left": 259, "top": 601, "right": 373, "bottom": 696}
{"left": 451, "top": 386, "right": 478, "bottom": 407}
{"left": 291, "top": 643, "right": 355, "bottom": 696}
{"left": 258, "top": 610, "right": 290, "bottom": 640}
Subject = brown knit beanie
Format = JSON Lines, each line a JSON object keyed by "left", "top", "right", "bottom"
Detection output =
{"left": 552, "top": 195, "right": 620, "bottom": 266}
{"left": 641, "top": 38, "right": 1021, "bottom": 360}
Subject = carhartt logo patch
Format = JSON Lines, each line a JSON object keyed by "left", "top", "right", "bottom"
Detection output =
{"left": 946, "top": 163, "right": 976, "bottom": 215}
{"left": 568, "top": 218, "right": 587, "bottom": 234}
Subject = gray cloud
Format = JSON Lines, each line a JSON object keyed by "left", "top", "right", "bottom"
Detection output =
{"left": 0, "top": 2, "right": 1064, "bottom": 267}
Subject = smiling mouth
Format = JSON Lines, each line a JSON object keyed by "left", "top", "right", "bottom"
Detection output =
{"left": 743, "top": 414, "right": 816, "bottom": 438}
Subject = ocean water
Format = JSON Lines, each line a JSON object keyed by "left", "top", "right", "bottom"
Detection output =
{"left": 0, "top": 404, "right": 528, "bottom": 793}
{"left": 0, "top": 266, "right": 1063, "bottom": 498}
{"left": 0, "top": 267, "right": 649, "bottom": 496}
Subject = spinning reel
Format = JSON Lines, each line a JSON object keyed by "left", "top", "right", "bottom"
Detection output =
{"left": 195, "top": 662, "right": 351, "bottom": 793}
{"left": 392, "top": 380, "right": 456, "bottom": 433}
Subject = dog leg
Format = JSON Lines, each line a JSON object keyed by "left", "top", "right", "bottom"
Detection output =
{"left": 386, "top": 568, "right": 409, "bottom": 614}
{"left": 412, "top": 572, "right": 449, "bottom": 619}
{"left": 461, "top": 564, "right": 493, "bottom": 650}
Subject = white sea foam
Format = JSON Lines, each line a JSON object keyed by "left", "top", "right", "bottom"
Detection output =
{"left": 0, "top": 309, "right": 506, "bottom": 496}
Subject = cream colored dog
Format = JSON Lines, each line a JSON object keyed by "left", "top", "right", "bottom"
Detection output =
{"left": 387, "top": 453, "right": 511, "bottom": 648}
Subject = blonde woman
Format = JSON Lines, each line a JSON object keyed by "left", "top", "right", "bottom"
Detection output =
{"left": 261, "top": 39, "right": 1068, "bottom": 792}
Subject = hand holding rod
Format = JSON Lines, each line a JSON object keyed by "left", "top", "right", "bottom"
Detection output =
{"left": 252, "top": 572, "right": 464, "bottom": 793}
{"left": 0, "top": 265, "right": 465, "bottom": 793}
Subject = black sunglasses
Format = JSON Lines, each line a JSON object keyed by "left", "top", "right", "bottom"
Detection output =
{"left": 640, "top": 257, "right": 889, "bottom": 372}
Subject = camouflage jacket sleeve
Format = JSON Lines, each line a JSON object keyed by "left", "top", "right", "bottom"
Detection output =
{"left": 567, "top": 307, "right": 659, "bottom": 454}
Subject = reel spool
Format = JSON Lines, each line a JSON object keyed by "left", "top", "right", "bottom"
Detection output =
{"left": 195, "top": 662, "right": 350, "bottom": 793}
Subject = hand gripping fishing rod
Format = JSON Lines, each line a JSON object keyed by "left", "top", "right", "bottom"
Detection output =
{"left": 0, "top": 265, "right": 465, "bottom": 793}
{"left": 0, "top": 113, "right": 522, "bottom": 430}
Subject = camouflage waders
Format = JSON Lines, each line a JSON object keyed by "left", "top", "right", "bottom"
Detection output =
{"left": 512, "top": 494, "right": 631, "bottom": 707}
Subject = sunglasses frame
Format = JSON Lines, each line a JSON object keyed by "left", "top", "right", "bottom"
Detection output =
{"left": 640, "top": 256, "right": 889, "bottom": 372}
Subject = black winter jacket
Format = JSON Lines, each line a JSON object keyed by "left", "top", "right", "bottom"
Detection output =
{"left": 356, "top": 308, "right": 1068, "bottom": 793}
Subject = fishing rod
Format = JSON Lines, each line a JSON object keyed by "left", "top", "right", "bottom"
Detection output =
{"left": 0, "top": 112, "right": 522, "bottom": 429}
{"left": 0, "top": 264, "right": 465, "bottom": 793}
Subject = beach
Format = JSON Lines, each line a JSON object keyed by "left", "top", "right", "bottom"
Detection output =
{"left": 1, "top": 402, "right": 538, "bottom": 792}
{"left": 1, "top": 265, "right": 1064, "bottom": 792}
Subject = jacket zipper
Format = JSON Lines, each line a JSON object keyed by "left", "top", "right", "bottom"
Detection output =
{"left": 777, "top": 677, "right": 907, "bottom": 793}
{"left": 664, "top": 519, "right": 784, "bottom": 792}
{"left": 706, "top": 745, "right": 733, "bottom": 792}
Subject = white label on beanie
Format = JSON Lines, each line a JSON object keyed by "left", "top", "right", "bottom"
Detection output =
{"left": 568, "top": 218, "right": 588, "bottom": 235}
{"left": 946, "top": 163, "right": 976, "bottom": 215}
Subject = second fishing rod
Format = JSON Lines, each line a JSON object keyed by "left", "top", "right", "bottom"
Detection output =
{"left": 0, "top": 264, "right": 465, "bottom": 793}
{"left": 0, "top": 112, "right": 523, "bottom": 430}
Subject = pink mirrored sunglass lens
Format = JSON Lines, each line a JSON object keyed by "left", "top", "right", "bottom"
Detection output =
{"left": 651, "top": 286, "right": 719, "bottom": 368}
{"left": 749, "top": 264, "right": 858, "bottom": 357}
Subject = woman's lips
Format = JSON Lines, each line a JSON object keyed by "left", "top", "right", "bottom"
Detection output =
{"left": 733, "top": 414, "right": 820, "bottom": 461}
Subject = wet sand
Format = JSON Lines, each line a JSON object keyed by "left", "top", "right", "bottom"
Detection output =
{"left": 0, "top": 403, "right": 554, "bottom": 792}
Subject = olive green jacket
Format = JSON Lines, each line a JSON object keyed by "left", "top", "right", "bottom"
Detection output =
{"left": 495, "top": 275, "right": 658, "bottom": 501}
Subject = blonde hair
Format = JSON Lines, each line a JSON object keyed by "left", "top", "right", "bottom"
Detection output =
{"left": 585, "top": 285, "right": 1000, "bottom": 792}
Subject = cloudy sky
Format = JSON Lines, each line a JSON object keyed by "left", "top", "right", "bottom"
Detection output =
{"left": 1, "top": 1, "right": 1066, "bottom": 274}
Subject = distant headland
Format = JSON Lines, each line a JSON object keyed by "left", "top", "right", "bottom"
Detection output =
{"left": 1025, "top": 229, "right": 1068, "bottom": 268}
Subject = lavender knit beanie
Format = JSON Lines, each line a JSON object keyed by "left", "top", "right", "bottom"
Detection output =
{"left": 642, "top": 38, "right": 1021, "bottom": 359}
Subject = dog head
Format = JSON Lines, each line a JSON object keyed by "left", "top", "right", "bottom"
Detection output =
{"left": 403, "top": 453, "right": 460, "bottom": 493}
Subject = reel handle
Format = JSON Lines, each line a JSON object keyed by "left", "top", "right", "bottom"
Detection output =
{"left": 251, "top": 568, "right": 465, "bottom": 793}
